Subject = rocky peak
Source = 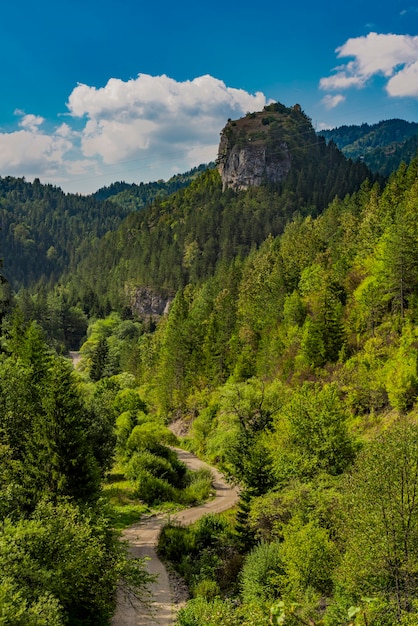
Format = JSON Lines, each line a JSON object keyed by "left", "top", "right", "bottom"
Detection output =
{"left": 216, "top": 102, "right": 311, "bottom": 191}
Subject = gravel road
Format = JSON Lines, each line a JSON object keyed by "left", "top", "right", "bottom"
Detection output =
{"left": 112, "top": 448, "right": 239, "bottom": 626}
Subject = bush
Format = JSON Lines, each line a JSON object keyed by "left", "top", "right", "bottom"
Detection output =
{"left": 175, "top": 597, "right": 238, "bottom": 626}
{"left": 281, "top": 519, "right": 337, "bottom": 595}
{"left": 158, "top": 523, "right": 194, "bottom": 563}
{"left": 133, "top": 470, "right": 176, "bottom": 505}
{"left": 125, "top": 422, "right": 177, "bottom": 456}
{"left": 0, "top": 500, "right": 124, "bottom": 625}
{"left": 158, "top": 514, "right": 237, "bottom": 594}
{"left": 240, "top": 542, "right": 284, "bottom": 604}
{"left": 180, "top": 468, "right": 213, "bottom": 504}
{"left": 193, "top": 579, "right": 221, "bottom": 600}
{"left": 125, "top": 451, "right": 180, "bottom": 485}
{"left": 193, "top": 513, "right": 229, "bottom": 551}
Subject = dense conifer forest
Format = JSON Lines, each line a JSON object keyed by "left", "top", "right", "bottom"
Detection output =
{"left": 2, "top": 104, "right": 418, "bottom": 624}
{"left": 320, "top": 118, "right": 418, "bottom": 176}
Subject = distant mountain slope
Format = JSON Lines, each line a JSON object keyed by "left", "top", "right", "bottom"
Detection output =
{"left": 0, "top": 103, "right": 375, "bottom": 306}
{"left": 0, "top": 166, "right": 212, "bottom": 290}
{"left": 0, "top": 177, "right": 132, "bottom": 289}
{"left": 92, "top": 163, "right": 213, "bottom": 210}
{"left": 319, "top": 119, "right": 418, "bottom": 176}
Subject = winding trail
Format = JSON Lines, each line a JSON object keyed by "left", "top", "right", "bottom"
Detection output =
{"left": 111, "top": 448, "right": 239, "bottom": 626}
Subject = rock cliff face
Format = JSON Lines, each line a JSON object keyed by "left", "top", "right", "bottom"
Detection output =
{"left": 217, "top": 138, "right": 291, "bottom": 191}
{"left": 130, "top": 286, "right": 172, "bottom": 319}
{"left": 217, "top": 103, "right": 307, "bottom": 191}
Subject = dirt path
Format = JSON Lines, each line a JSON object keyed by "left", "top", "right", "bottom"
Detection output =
{"left": 111, "top": 448, "right": 239, "bottom": 626}
{"left": 68, "top": 351, "right": 82, "bottom": 368}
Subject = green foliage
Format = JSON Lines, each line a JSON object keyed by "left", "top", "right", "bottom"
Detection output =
{"left": 159, "top": 514, "right": 240, "bottom": 597}
{"left": 0, "top": 322, "right": 154, "bottom": 623}
{"left": 175, "top": 597, "right": 239, "bottom": 626}
{"left": 384, "top": 323, "right": 418, "bottom": 412}
{"left": 248, "top": 475, "right": 341, "bottom": 544}
{"left": 126, "top": 450, "right": 180, "bottom": 484}
{"left": 336, "top": 420, "right": 418, "bottom": 619}
{"left": 133, "top": 469, "right": 177, "bottom": 505}
{"left": 281, "top": 519, "right": 337, "bottom": 596}
{"left": 269, "top": 383, "right": 356, "bottom": 483}
{"left": 240, "top": 541, "right": 284, "bottom": 603}
{"left": 0, "top": 580, "right": 64, "bottom": 626}
{"left": 180, "top": 467, "right": 214, "bottom": 505}
{"left": 0, "top": 500, "right": 123, "bottom": 625}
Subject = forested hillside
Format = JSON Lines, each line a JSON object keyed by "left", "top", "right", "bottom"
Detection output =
{"left": 320, "top": 118, "right": 418, "bottom": 176}
{"left": 0, "top": 165, "right": 211, "bottom": 293}
{"left": 64, "top": 155, "right": 418, "bottom": 625}
{"left": 63, "top": 105, "right": 373, "bottom": 317}
{"left": 0, "top": 176, "right": 132, "bottom": 289}
{"left": 2, "top": 104, "right": 418, "bottom": 625}
{"left": 93, "top": 163, "right": 212, "bottom": 209}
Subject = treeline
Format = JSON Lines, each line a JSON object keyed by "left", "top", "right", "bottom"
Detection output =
{"left": 93, "top": 163, "right": 212, "bottom": 207}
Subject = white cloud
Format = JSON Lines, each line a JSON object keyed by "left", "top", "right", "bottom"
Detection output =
{"left": 0, "top": 74, "right": 270, "bottom": 193}
{"left": 320, "top": 32, "right": 418, "bottom": 99}
{"left": 67, "top": 73, "right": 268, "bottom": 168}
{"left": 387, "top": 60, "right": 418, "bottom": 97}
{"left": 18, "top": 113, "right": 45, "bottom": 131}
{"left": 0, "top": 112, "right": 72, "bottom": 178}
{"left": 321, "top": 94, "right": 346, "bottom": 109}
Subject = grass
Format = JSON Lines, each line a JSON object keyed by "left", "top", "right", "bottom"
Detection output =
{"left": 103, "top": 454, "right": 217, "bottom": 530}
{"left": 102, "top": 465, "right": 194, "bottom": 529}
{"left": 103, "top": 468, "right": 149, "bottom": 529}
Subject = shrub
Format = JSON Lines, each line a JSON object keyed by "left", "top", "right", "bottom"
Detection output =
{"left": 180, "top": 468, "right": 213, "bottom": 504}
{"left": 133, "top": 470, "right": 176, "bottom": 505}
{"left": 125, "top": 423, "right": 177, "bottom": 457}
{"left": 193, "top": 579, "right": 221, "bottom": 600}
{"left": 125, "top": 451, "right": 179, "bottom": 485}
{"left": 193, "top": 513, "right": 229, "bottom": 551}
{"left": 175, "top": 597, "right": 238, "bottom": 626}
{"left": 240, "top": 541, "right": 284, "bottom": 604}
{"left": 281, "top": 519, "right": 337, "bottom": 595}
{"left": 158, "top": 523, "right": 194, "bottom": 563}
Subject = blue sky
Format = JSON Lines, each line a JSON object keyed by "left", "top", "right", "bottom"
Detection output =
{"left": 1, "top": 0, "right": 418, "bottom": 193}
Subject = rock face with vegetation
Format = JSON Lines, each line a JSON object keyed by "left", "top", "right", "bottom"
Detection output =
{"left": 217, "top": 103, "right": 313, "bottom": 191}
{"left": 130, "top": 286, "right": 172, "bottom": 319}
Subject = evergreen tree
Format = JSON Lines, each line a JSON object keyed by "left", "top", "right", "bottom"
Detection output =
{"left": 90, "top": 336, "right": 110, "bottom": 382}
{"left": 27, "top": 358, "right": 100, "bottom": 504}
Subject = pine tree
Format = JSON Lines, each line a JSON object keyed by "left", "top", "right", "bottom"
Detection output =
{"left": 27, "top": 358, "right": 100, "bottom": 504}
{"left": 90, "top": 336, "right": 109, "bottom": 382}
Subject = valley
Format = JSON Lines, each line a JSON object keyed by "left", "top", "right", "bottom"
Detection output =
{"left": 1, "top": 102, "right": 418, "bottom": 625}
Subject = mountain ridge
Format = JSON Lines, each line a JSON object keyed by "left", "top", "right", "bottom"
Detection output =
{"left": 319, "top": 118, "right": 418, "bottom": 176}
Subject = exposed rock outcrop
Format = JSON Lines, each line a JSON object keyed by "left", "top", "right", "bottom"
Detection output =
{"left": 217, "top": 138, "right": 291, "bottom": 191}
{"left": 217, "top": 103, "right": 308, "bottom": 191}
{"left": 130, "top": 286, "right": 172, "bottom": 319}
